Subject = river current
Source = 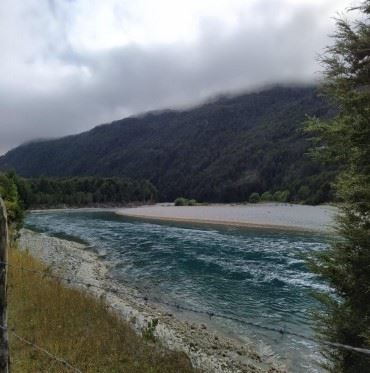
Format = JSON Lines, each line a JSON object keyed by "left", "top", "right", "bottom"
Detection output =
{"left": 25, "top": 210, "right": 330, "bottom": 372}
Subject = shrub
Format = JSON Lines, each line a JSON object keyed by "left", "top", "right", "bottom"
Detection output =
{"left": 174, "top": 198, "right": 199, "bottom": 206}
{"left": 248, "top": 192, "right": 261, "bottom": 203}
{"left": 272, "top": 191, "right": 281, "bottom": 202}
{"left": 260, "top": 191, "right": 273, "bottom": 201}
{"left": 174, "top": 197, "right": 188, "bottom": 206}
{"left": 188, "top": 199, "right": 198, "bottom": 206}
{"left": 142, "top": 319, "right": 159, "bottom": 342}
{"left": 0, "top": 172, "right": 24, "bottom": 229}
{"left": 272, "top": 190, "right": 290, "bottom": 203}
{"left": 280, "top": 190, "right": 290, "bottom": 202}
{"left": 297, "top": 185, "right": 310, "bottom": 201}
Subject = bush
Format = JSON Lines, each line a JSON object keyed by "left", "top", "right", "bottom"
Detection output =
{"left": 260, "top": 191, "right": 273, "bottom": 201}
{"left": 281, "top": 190, "right": 290, "bottom": 202}
{"left": 0, "top": 172, "right": 24, "bottom": 229}
{"left": 248, "top": 192, "right": 261, "bottom": 203}
{"left": 142, "top": 319, "right": 159, "bottom": 342}
{"left": 297, "top": 185, "right": 310, "bottom": 201}
{"left": 272, "top": 191, "right": 280, "bottom": 202}
{"left": 174, "top": 197, "right": 188, "bottom": 206}
{"left": 188, "top": 199, "right": 198, "bottom": 206}
{"left": 272, "top": 190, "right": 290, "bottom": 203}
{"left": 174, "top": 197, "right": 199, "bottom": 206}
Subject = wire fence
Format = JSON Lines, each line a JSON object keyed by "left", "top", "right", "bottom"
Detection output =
{"left": 3, "top": 260, "right": 370, "bottom": 359}
{"left": 0, "top": 324, "right": 82, "bottom": 372}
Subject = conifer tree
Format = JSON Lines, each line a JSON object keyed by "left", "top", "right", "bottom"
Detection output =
{"left": 307, "top": 1, "right": 370, "bottom": 371}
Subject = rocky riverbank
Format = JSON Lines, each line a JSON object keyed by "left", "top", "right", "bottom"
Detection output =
{"left": 18, "top": 229, "right": 286, "bottom": 373}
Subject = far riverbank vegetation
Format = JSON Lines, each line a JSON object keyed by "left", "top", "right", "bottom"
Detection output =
{"left": 0, "top": 172, "right": 158, "bottom": 211}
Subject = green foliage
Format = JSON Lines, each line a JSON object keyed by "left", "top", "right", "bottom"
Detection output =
{"left": 248, "top": 192, "right": 260, "bottom": 203}
{"left": 25, "top": 176, "right": 158, "bottom": 208}
{"left": 306, "top": 2, "right": 370, "bottom": 371}
{"left": 297, "top": 185, "right": 311, "bottom": 202}
{"left": 174, "top": 197, "right": 199, "bottom": 206}
{"left": 174, "top": 197, "right": 188, "bottom": 206}
{"left": 1, "top": 173, "right": 157, "bottom": 213}
{"left": 142, "top": 319, "right": 159, "bottom": 342}
{"left": 260, "top": 191, "right": 273, "bottom": 201}
{"left": 0, "top": 171, "right": 24, "bottom": 229}
{"left": 272, "top": 190, "right": 290, "bottom": 203}
{"left": 0, "top": 86, "right": 338, "bottom": 204}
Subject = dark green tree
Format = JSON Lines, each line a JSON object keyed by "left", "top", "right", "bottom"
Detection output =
{"left": 306, "top": 2, "right": 370, "bottom": 371}
{"left": 248, "top": 192, "right": 261, "bottom": 203}
{"left": 260, "top": 191, "right": 273, "bottom": 201}
{"left": 0, "top": 172, "right": 24, "bottom": 230}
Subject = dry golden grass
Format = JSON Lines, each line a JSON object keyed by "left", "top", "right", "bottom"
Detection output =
{"left": 7, "top": 248, "right": 196, "bottom": 372}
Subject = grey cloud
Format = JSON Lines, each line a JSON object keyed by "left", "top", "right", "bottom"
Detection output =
{"left": 0, "top": 1, "right": 345, "bottom": 154}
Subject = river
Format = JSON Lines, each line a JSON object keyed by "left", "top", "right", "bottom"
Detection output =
{"left": 25, "top": 210, "right": 330, "bottom": 372}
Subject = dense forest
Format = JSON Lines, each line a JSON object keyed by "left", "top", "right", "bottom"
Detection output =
{"left": 0, "top": 172, "right": 157, "bottom": 212}
{"left": 0, "top": 86, "right": 338, "bottom": 204}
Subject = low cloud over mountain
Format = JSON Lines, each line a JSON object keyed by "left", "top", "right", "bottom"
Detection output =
{"left": 0, "top": 0, "right": 350, "bottom": 153}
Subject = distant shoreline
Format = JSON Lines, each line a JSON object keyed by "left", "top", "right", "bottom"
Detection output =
{"left": 117, "top": 213, "right": 328, "bottom": 233}
{"left": 28, "top": 201, "right": 152, "bottom": 212}
{"left": 116, "top": 203, "right": 337, "bottom": 233}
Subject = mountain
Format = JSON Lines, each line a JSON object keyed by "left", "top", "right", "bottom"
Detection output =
{"left": 0, "top": 86, "right": 337, "bottom": 203}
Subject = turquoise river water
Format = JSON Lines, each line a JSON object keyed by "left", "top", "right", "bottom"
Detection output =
{"left": 25, "top": 210, "right": 330, "bottom": 372}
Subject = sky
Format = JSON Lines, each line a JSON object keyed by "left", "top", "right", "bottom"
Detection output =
{"left": 0, "top": 0, "right": 354, "bottom": 154}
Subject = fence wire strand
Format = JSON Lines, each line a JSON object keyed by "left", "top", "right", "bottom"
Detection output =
{"left": 4, "top": 260, "right": 370, "bottom": 358}
{"left": 0, "top": 325, "right": 82, "bottom": 372}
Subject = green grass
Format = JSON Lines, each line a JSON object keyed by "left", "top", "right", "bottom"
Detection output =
{"left": 8, "top": 248, "right": 196, "bottom": 372}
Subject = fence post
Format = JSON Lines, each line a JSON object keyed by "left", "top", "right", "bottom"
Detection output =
{"left": 0, "top": 197, "right": 9, "bottom": 372}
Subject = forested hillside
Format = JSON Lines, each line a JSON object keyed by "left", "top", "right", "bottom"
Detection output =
{"left": 0, "top": 86, "right": 337, "bottom": 203}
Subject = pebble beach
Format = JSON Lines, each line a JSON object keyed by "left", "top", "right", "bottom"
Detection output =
{"left": 116, "top": 203, "right": 337, "bottom": 233}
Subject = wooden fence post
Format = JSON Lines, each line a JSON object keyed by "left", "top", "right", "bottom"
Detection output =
{"left": 0, "top": 197, "right": 9, "bottom": 372}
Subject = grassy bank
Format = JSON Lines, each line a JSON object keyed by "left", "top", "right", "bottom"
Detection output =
{"left": 7, "top": 247, "right": 195, "bottom": 373}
